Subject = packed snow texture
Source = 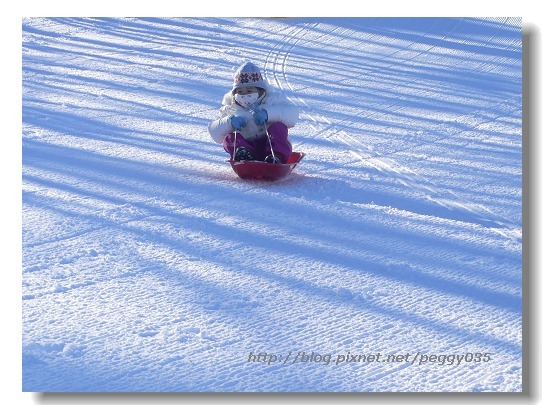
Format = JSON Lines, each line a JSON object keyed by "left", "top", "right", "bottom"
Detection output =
{"left": 22, "top": 17, "right": 522, "bottom": 392}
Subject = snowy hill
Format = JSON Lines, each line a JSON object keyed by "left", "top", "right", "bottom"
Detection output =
{"left": 22, "top": 17, "right": 522, "bottom": 392}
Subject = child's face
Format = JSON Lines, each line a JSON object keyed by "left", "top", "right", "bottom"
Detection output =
{"left": 235, "top": 86, "right": 260, "bottom": 96}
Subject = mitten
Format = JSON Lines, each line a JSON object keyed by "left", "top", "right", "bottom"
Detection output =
{"left": 253, "top": 109, "right": 268, "bottom": 126}
{"left": 229, "top": 115, "right": 247, "bottom": 131}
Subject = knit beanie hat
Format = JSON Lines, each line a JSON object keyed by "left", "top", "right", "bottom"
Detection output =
{"left": 232, "top": 62, "right": 268, "bottom": 92}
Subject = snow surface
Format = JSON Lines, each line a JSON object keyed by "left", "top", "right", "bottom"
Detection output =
{"left": 22, "top": 17, "right": 522, "bottom": 392}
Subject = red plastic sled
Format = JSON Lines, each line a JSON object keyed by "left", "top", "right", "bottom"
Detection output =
{"left": 229, "top": 152, "right": 305, "bottom": 181}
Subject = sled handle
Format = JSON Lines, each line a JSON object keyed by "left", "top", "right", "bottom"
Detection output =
{"left": 265, "top": 125, "right": 276, "bottom": 160}
{"left": 233, "top": 130, "right": 237, "bottom": 159}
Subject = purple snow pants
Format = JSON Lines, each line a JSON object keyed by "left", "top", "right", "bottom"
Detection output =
{"left": 223, "top": 122, "right": 292, "bottom": 162}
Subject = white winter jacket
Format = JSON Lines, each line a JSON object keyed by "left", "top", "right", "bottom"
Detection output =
{"left": 208, "top": 88, "right": 299, "bottom": 143}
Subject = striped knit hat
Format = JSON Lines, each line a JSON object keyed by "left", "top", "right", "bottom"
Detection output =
{"left": 232, "top": 62, "right": 267, "bottom": 92}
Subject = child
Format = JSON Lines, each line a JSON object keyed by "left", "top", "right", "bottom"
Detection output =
{"left": 208, "top": 61, "right": 299, "bottom": 164}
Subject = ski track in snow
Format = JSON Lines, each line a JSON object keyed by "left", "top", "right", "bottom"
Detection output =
{"left": 22, "top": 17, "right": 522, "bottom": 392}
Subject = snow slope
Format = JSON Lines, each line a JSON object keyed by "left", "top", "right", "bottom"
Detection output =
{"left": 22, "top": 17, "right": 522, "bottom": 392}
